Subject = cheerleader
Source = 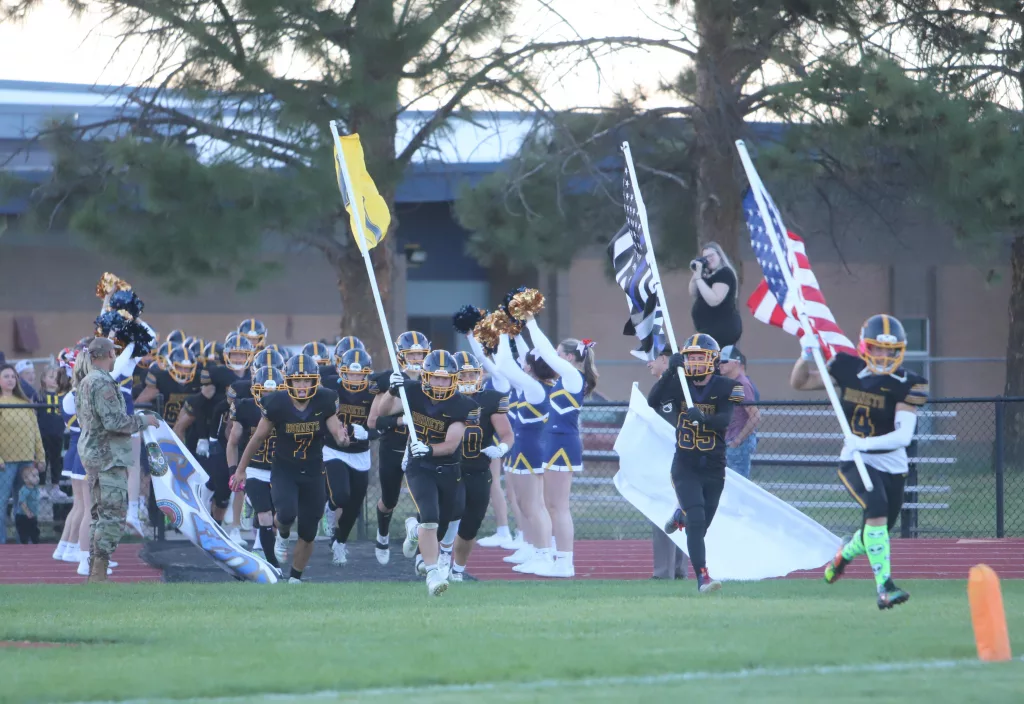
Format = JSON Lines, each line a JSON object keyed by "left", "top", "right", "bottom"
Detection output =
{"left": 467, "top": 334, "right": 526, "bottom": 549}
{"left": 52, "top": 348, "right": 84, "bottom": 563}
{"left": 522, "top": 315, "right": 598, "bottom": 578}
{"left": 494, "top": 333, "right": 555, "bottom": 574}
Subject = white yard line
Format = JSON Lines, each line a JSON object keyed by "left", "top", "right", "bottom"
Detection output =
{"left": 75, "top": 656, "right": 1022, "bottom": 703}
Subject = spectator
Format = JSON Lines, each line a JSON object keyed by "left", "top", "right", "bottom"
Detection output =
{"left": 15, "top": 360, "right": 40, "bottom": 402}
{"left": 719, "top": 345, "right": 760, "bottom": 479}
{"left": 0, "top": 363, "right": 46, "bottom": 544}
{"left": 689, "top": 242, "right": 742, "bottom": 348}
{"left": 15, "top": 465, "right": 41, "bottom": 544}
{"left": 644, "top": 345, "right": 687, "bottom": 580}
{"left": 37, "top": 365, "right": 69, "bottom": 500}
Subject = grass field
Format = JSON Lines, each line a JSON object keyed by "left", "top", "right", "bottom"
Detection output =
{"left": 2, "top": 579, "right": 1022, "bottom": 703}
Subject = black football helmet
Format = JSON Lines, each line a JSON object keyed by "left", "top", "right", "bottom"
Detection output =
{"left": 166, "top": 329, "right": 187, "bottom": 347}
{"left": 251, "top": 348, "right": 285, "bottom": 372}
{"left": 168, "top": 344, "right": 197, "bottom": 385}
{"left": 301, "top": 341, "right": 332, "bottom": 367}
{"left": 204, "top": 341, "right": 225, "bottom": 366}
{"left": 223, "top": 333, "right": 254, "bottom": 371}
{"left": 338, "top": 349, "right": 374, "bottom": 393}
{"left": 680, "top": 333, "right": 720, "bottom": 380}
{"left": 333, "top": 336, "right": 366, "bottom": 366}
{"left": 283, "top": 353, "right": 320, "bottom": 401}
{"left": 251, "top": 366, "right": 285, "bottom": 409}
{"left": 397, "top": 331, "right": 431, "bottom": 372}
{"left": 421, "top": 349, "right": 459, "bottom": 401}
{"left": 237, "top": 319, "right": 267, "bottom": 350}
{"left": 153, "top": 341, "right": 175, "bottom": 371}
{"left": 453, "top": 351, "right": 483, "bottom": 394}
{"left": 859, "top": 314, "right": 906, "bottom": 375}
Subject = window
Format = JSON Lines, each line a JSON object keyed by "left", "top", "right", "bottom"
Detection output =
{"left": 901, "top": 317, "right": 929, "bottom": 354}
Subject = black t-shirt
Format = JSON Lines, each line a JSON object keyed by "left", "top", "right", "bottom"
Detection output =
{"left": 460, "top": 389, "right": 509, "bottom": 473}
{"left": 260, "top": 388, "right": 339, "bottom": 475}
{"left": 325, "top": 376, "right": 377, "bottom": 454}
{"left": 691, "top": 267, "right": 742, "bottom": 348}
{"left": 370, "top": 369, "right": 411, "bottom": 454}
{"left": 404, "top": 382, "right": 480, "bottom": 469}
{"left": 232, "top": 397, "right": 275, "bottom": 470}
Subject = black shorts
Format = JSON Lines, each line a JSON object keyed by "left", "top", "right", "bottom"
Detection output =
{"left": 837, "top": 462, "right": 906, "bottom": 528}
{"left": 270, "top": 466, "right": 327, "bottom": 542}
{"left": 378, "top": 447, "right": 405, "bottom": 510}
{"left": 405, "top": 459, "right": 460, "bottom": 526}
{"left": 457, "top": 468, "right": 492, "bottom": 541}
{"left": 245, "top": 476, "right": 274, "bottom": 515}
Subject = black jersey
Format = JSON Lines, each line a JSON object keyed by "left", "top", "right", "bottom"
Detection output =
{"left": 404, "top": 382, "right": 480, "bottom": 468}
{"left": 461, "top": 389, "right": 509, "bottom": 472}
{"left": 210, "top": 365, "right": 250, "bottom": 397}
{"left": 829, "top": 353, "right": 929, "bottom": 440}
{"left": 325, "top": 377, "right": 377, "bottom": 454}
{"left": 145, "top": 367, "right": 201, "bottom": 425}
{"left": 180, "top": 391, "right": 217, "bottom": 451}
{"left": 370, "top": 369, "right": 411, "bottom": 453}
{"left": 232, "top": 398, "right": 275, "bottom": 470}
{"left": 648, "top": 371, "right": 744, "bottom": 460}
{"left": 260, "top": 388, "right": 339, "bottom": 475}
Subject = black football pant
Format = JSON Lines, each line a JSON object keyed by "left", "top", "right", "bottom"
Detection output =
{"left": 245, "top": 477, "right": 274, "bottom": 515}
{"left": 202, "top": 448, "right": 231, "bottom": 510}
{"left": 378, "top": 447, "right": 405, "bottom": 510}
{"left": 456, "top": 468, "right": 492, "bottom": 542}
{"left": 325, "top": 459, "right": 370, "bottom": 544}
{"left": 671, "top": 452, "right": 725, "bottom": 574}
{"left": 838, "top": 462, "right": 906, "bottom": 529}
{"left": 271, "top": 467, "right": 326, "bottom": 543}
{"left": 405, "top": 460, "right": 460, "bottom": 527}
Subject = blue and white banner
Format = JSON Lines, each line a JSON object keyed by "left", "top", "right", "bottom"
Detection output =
{"left": 143, "top": 420, "right": 281, "bottom": 584}
{"left": 613, "top": 385, "right": 840, "bottom": 580}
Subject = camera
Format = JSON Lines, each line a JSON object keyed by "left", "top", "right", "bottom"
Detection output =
{"left": 690, "top": 256, "right": 710, "bottom": 272}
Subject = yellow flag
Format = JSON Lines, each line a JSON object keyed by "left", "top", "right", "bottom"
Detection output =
{"left": 333, "top": 133, "right": 391, "bottom": 251}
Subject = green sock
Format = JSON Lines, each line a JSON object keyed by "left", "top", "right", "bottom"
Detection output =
{"left": 841, "top": 529, "right": 865, "bottom": 561}
{"left": 863, "top": 526, "right": 891, "bottom": 591}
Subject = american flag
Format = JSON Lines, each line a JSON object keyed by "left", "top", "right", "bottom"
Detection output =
{"left": 743, "top": 188, "right": 856, "bottom": 360}
{"left": 606, "top": 165, "right": 665, "bottom": 361}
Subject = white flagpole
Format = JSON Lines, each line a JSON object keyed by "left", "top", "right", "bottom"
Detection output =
{"left": 329, "top": 120, "right": 418, "bottom": 440}
{"left": 621, "top": 142, "right": 694, "bottom": 411}
{"left": 735, "top": 139, "right": 873, "bottom": 492}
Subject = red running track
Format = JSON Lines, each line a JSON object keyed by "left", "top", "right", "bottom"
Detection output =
{"left": 465, "top": 539, "right": 1024, "bottom": 581}
{"left": 0, "top": 544, "right": 162, "bottom": 585}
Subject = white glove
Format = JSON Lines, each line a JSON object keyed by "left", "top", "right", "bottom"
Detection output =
{"left": 196, "top": 438, "right": 210, "bottom": 457}
{"left": 482, "top": 442, "right": 509, "bottom": 459}
{"left": 352, "top": 425, "right": 369, "bottom": 441}
{"left": 389, "top": 371, "right": 405, "bottom": 394}
{"left": 845, "top": 435, "right": 867, "bottom": 453}
{"left": 799, "top": 333, "right": 820, "bottom": 360}
{"left": 410, "top": 439, "right": 431, "bottom": 458}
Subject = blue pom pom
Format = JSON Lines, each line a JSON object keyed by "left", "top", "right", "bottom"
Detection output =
{"left": 452, "top": 305, "right": 486, "bottom": 335}
{"left": 107, "top": 290, "right": 145, "bottom": 319}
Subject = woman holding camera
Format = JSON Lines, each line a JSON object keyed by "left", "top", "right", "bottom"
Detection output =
{"left": 689, "top": 243, "right": 742, "bottom": 348}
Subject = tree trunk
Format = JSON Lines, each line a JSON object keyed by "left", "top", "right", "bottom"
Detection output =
{"left": 1003, "top": 234, "right": 1024, "bottom": 469}
{"left": 333, "top": 239, "right": 397, "bottom": 371}
{"left": 692, "top": 0, "right": 746, "bottom": 283}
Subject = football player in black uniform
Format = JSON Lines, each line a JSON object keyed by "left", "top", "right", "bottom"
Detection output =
{"left": 137, "top": 345, "right": 202, "bottom": 442}
{"left": 375, "top": 350, "right": 479, "bottom": 596}
{"left": 648, "top": 334, "right": 744, "bottom": 594}
{"left": 334, "top": 336, "right": 366, "bottom": 359}
{"left": 234, "top": 353, "right": 349, "bottom": 583}
{"left": 366, "top": 330, "right": 431, "bottom": 565}
{"left": 251, "top": 347, "right": 285, "bottom": 374}
{"left": 791, "top": 314, "right": 927, "bottom": 609}
{"left": 172, "top": 367, "right": 231, "bottom": 521}
{"left": 446, "top": 351, "right": 513, "bottom": 582}
{"left": 228, "top": 366, "right": 286, "bottom": 567}
{"left": 237, "top": 318, "right": 268, "bottom": 351}
{"left": 324, "top": 348, "right": 377, "bottom": 565}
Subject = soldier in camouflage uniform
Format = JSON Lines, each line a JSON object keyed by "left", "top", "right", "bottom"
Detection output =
{"left": 76, "top": 338, "right": 159, "bottom": 582}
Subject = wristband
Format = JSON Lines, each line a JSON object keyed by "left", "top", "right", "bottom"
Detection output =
{"left": 376, "top": 415, "right": 399, "bottom": 430}
{"left": 228, "top": 465, "right": 238, "bottom": 473}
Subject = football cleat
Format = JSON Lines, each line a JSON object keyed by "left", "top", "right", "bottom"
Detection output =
{"left": 697, "top": 568, "right": 722, "bottom": 594}
{"left": 877, "top": 580, "right": 910, "bottom": 610}
{"left": 375, "top": 537, "right": 391, "bottom": 565}
{"left": 331, "top": 541, "right": 348, "bottom": 566}
{"left": 664, "top": 508, "right": 686, "bottom": 535}
{"left": 823, "top": 548, "right": 850, "bottom": 585}
{"left": 426, "top": 568, "right": 448, "bottom": 597}
{"left": 403, "top": 517, "right": 420, "bottom": 558}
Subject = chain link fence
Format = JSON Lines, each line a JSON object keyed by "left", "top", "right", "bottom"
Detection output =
{"left": 6, "top": 397, "right": 1023, "bottom": 543}
{"left": 358, "top": 397, "right": 1024, "bottom": 541}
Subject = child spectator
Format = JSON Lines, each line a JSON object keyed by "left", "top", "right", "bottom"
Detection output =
{"left": 37, "top": 365, "right": 69, "bottom": 500}
{"left": 16, "top": 465, "right": 41, "bottom": 544}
